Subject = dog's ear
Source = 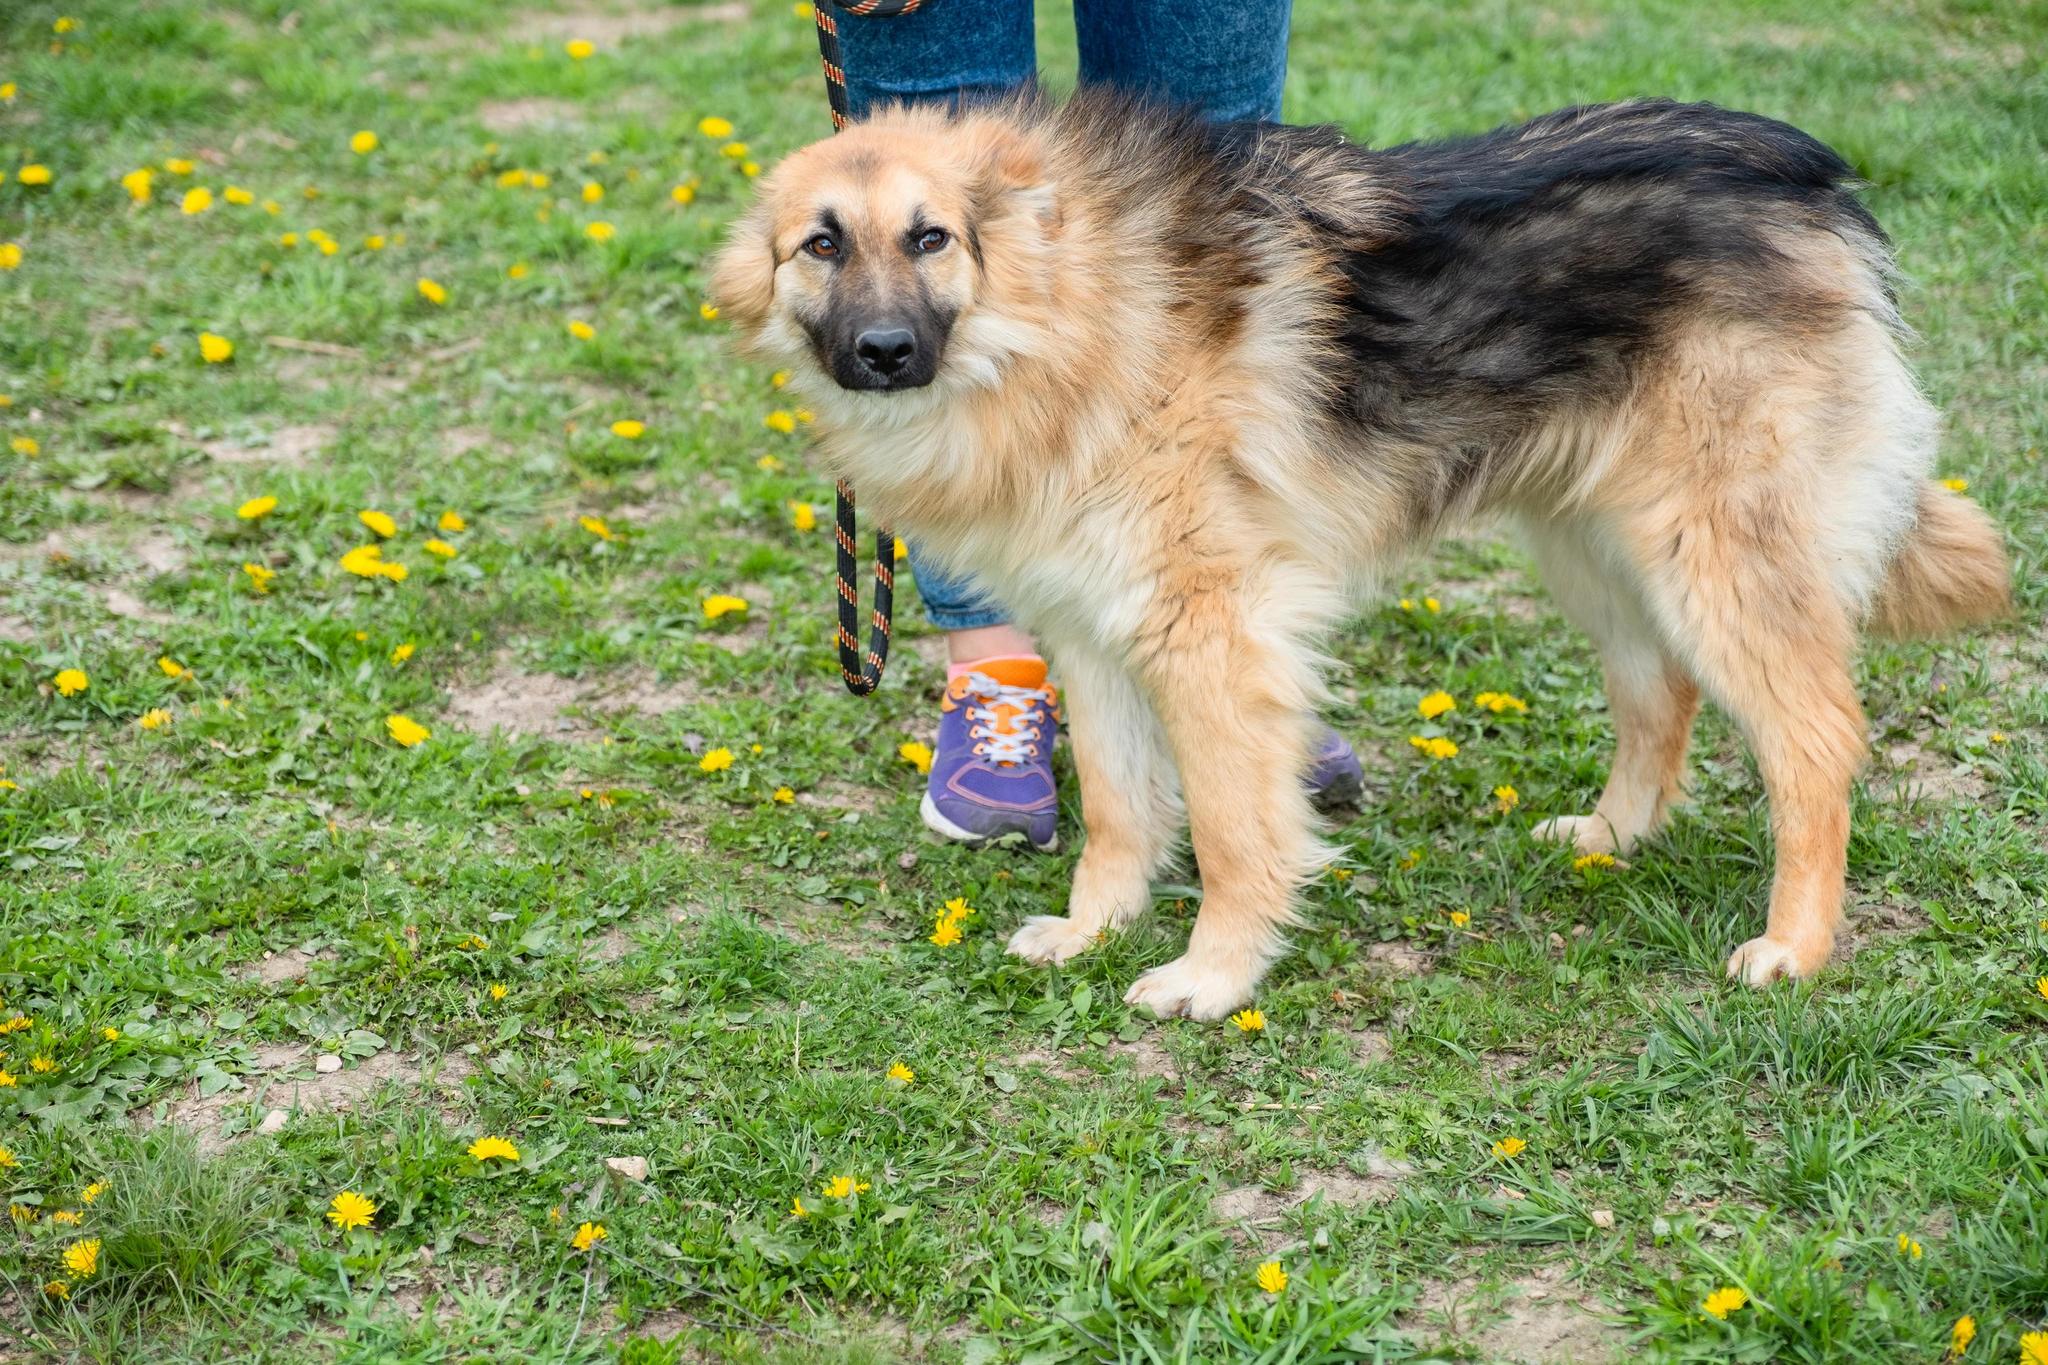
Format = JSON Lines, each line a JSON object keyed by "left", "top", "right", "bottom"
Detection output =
{"left": 963, "top": 121, "right": 1058, "bottom": 234}
{"left": 709, "top": 202, "right": 777, "bottom": 337}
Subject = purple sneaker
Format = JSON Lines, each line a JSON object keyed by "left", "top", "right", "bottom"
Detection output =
{"left": 919, "top": 657, "right": 1062, "bottom": 851}
{"left": 1306, "top": 725, "right": 1364, "bottom": 809}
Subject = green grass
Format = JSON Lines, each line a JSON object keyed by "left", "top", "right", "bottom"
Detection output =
{"left": 1, "top": 0, "right": 2044, "bottom": 1360}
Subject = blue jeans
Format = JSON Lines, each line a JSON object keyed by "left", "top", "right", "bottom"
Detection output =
{"left": 836, "top": 0, "right": 1292, "bottom": 630}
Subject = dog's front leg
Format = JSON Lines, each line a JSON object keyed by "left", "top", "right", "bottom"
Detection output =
{"left": 1120, "top": 586, "right": 1322, "bottom": 1020}
{"left": 1007, "top": 643, "right": 1180, "bottom": 965}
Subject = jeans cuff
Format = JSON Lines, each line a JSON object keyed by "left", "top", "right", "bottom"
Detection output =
{"left": 919, "top": 603, "right": 1013, "bottom": 632}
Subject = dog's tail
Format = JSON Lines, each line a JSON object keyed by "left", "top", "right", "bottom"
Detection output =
{"left": 1868, "top": 481, "right": 2010, "bottom": 639}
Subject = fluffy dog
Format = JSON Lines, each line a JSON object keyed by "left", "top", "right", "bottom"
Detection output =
{"left": 713, "top": 92, "right": 2008, "bottom": 1019}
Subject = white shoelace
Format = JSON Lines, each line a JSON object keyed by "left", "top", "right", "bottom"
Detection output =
{"left": 958, "top": 671, "right": 1054, "bottom": 765}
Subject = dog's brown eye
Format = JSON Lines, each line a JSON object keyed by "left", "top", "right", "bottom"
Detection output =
{"left": 914, "top": 228, "right": 948, "bottom": 254}
{"left": 804, "top": 234, "right": 839, "bottom": 259}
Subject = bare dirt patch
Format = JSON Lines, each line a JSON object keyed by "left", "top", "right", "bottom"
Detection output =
{"left": 511, "top": 2, "right": 748, "bottom": 45}
{"left": 238, "top": 947, "right": 335, "bottom": 985}
{"left": 1409, "top": 1266, "right": 1626, "bottom": 1364}
{"left": 155, "top": 1046, "right": 474, "bottom": 1153}
{"left": 1211, "top": 1160, "right": 1408, "bottom": 1234}
{"left": 478, "top": 98, "right": 586, "bottom": 133}
{"left": 444, "top": 660, "right": 701, "bottom": 739}
{"left": 1366, "top": 940, "right": 1433, "bottom": 977}
{"left": 1879, "top": 739, "right": 1991, "bottom": 804}
{"left": 0, "top": 614, "right": 32, "bottom": 644}
{"left": 186, "top": 421, "right": 334, "bottom": 468}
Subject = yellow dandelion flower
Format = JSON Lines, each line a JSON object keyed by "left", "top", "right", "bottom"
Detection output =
{"left": 721, "top": 141, "right": 749, "bottom": 160}
{"left": 317, "top": 238, "right": 339, "bottom": 255}
{"left": 794, "top": 408, "right": 815, "bottom": 424}
{"left": 263, "top": 199, "right": 281, "bottom": 214}
{"left": 43, "top": 1280, "right": 67, "bottom": 1300}
{"left": 121, "top": 167, "right": 153, "bottom": 202}
{"left": 51, "top": 1209, "right": 82, "bottom": 1224}
{"left": 757, "top": 454, "right": 783, "bottom": 472}
{"left": 1424, "top": 596, "right": 1442, "bottom": 613}
{"left": 773, "top": 786, "right": 795, "bottom": 804}
{"left": 1573, "top": 852, "right": 1617, "bottom": 871}
{"left": 438, "top": 509, "right": 467, "bottom": 532}
{"left": 579, "top": 514, "right": 615, "bottom": 541}
{"left": 8, "top": 1202, "right": 32, "bottom": 1221}
{"left": 0, "top": 243, "right": 22, "bottom": 271}
{"left": 2022, "top": 1333, "right": 2048, "bottom": 1365}
{"left": 1948, "top": 1316, "right": 1975, "bottom": 1357}
{"left": 63, "top": 1239, "right": 100, "bottom": 1278}
{"left": 55, "top": 16, "right": 80, "bottom": 32}
{"left": 764, "top": 409, "right": 797, "bottom": 434}
{"left": 158, "top": 655, "right": 192, "bottom": 679}
{"left": 769, "top": 370, "right": 792, "bottom": 389}
{"left": 571, "top": 1220, "right": 607, "bottom": 1250}
{"left": 0, "top": 83, "right": 14, "bottom": 102}
{"left": 1230, "top": 1008, "right": 1265, "bottom": 1032}
{"left": 1408, "top": 735, "right": 1458, "bottom": 760}
{"left": 1492, "top": 1135, "right": 1527, "bottom": 1159}
{"left": 565, "top": 38, "right": 596, "bottom": 60}
{"left": 327, "top": 1190, "right": 376, "bottom": 1231}
{"left": 506, "top": 260, "right": 530, "bottom": 279}
{"left": 424, "top": 538, "right": 457, "bottom": 558}
{"left": 489, "top": 983, "right": 508, "bottom": 1001}
{"left": 670, "top": 182, "right": 696, "bottom": 204}
{"left": 899, "top": 740, "right": 934, "bottom": 775}
{"left": 1701, "top": 1286, "right": 1748, "bottom": 1320}
{"left": 529, "top": 172, "right": 550, "bottom": 188}
{"left": 585, "top": 220, "right": 616, "bottom": 242}
{"left": 1942, "top": 477, "right": 1968, "bottom": 493}
{"left": 237, "top": 494, "right": 277, "bottom": 519}
{"left": 242, "top": 561, "right": 276, "bottom": 593}
{"left": 1492, "top": 784, "right": 1519, "bottom": 813}
{"left": 1256, "top": 1261, "right": 1288, "bottom": 1295}
{"left": 887, "top": 1061, "right": 915, "bottom": 1084}
{"left": 0, "top": 1146, "right": 14, "bottom": 1168}
{"left": 698, "top": 116, "right": 734, "bottom": 139}
{"left": 894, "top": 537, "right": 909, "bottom": 561}
{"left": 8, "top": 435, "right": 34, "bottom": 458}
{"left": 198, "top": 332, "right": 234, "bottom": 363}
{"left": 162, "top": 157, "right": 195, "bottom": 176}
{"left": 363, "top": 233, "right": 386, "bottom": 251}
{"left": 581, "top": 181, "right": 604, "bottom": 204}
{"left": 568, "top": 319, "right": 596, "bottom": 341}
{"left": 1990, "top": 732, "right": 2007, "bottom": 744}
{"left": 181, "top": 186, "right": 214, "bottom": 215}
{"left": 609, "top": 418, "right": 644, "bottom": 439}
{"left": 223, "top": 185, "right": 254, "bottom": 205}
{"left": 350, "top": 130, "right": 379, "bottom": 155}
{"left": 467, "top": 1135, "right": 520, "bottom": 1163}
{"left": 1416, "top": 690, "right": 1456, "bottom": 720}
{"left": 390, "top": 642, "right": 416, "bottom": 665}
{"left": 279, "top": 231, "right": 299, "bottom": 248}
{"left": 1896, "top": 1233, "right": 1923, "bottom": 1259}
{"left": 385, "top": 714, "right": 429, "bottom": 747}
{"left": 18, "top": 164, "right": 52, "bottom": 187}
{"left": 741, "top": 161, "right": 761, "bottom": 177}
{"left": 1474, "top": 691, "right": 1530, "bottom": 714}
{"left": 698, "top": 747, "right": 735, "bottom": 773}
{"left": 702, "top": 594, "right": 748, "bottom": 619}
{"left": 699, "top": 302, "right": 719, "bottom": 321}
{"left": 0, "top": 1070, "right": 14, "bottom": 1088}
{"left": 416, "top": 277, "right": 447, "bottom": 305}
{"left": 1449, "top": 910, "right": 1470, "bottom": 927}
{"left": 788, "top": 501, "right": 816, "bottom": 532}
{"left": 2037, "top": 976, "right": 2048, "bottom": 1003}
{"left": 358, "top": 509, "right": 398, "bottom": 539}
{"left": 821, "top": 1176, "right": 870, "bottom": 1199}
{"left": 789, "top": 1195, "right": 808, "bottom": 1218}
{"left": 139, "top": 708, "right": 173, "bottom": 731}
{"left": 54, "top": 668, "right": 89, "bottom": 697}
{"left": 80, "top": 1182, "right": 107, "bottom": 1204}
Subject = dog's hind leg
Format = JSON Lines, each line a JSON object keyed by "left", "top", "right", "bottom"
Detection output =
{"left": 1521, "top": 520, "right": 1699, "bottom": 856}
{"left": 1007, "top": 644, "right": 1180, "bottom": 964}
{"left": 1620, "top": 496, "right": 1867, "bottom": 986}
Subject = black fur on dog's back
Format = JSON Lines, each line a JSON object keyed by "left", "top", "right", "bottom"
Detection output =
{"left": 1304, "top": 101, "right": 1886, "bottom": 442}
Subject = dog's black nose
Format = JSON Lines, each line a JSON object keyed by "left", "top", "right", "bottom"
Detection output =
{"left": 855, "top": 327, "right": 916, "bottom": 376}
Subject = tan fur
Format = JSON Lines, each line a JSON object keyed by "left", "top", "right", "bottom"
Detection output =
{"left": 714, "top": 101, "right": 2012, "bottom": 1017}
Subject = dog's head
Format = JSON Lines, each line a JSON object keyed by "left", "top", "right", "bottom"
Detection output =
{"left": 711, "top": 104, "right": 1057, "bottom": 398}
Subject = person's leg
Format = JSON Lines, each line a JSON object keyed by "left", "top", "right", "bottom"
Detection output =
{"left": 833, "top": 0, "right": 1036, "bottom": 118}
{"left": 1074, "top": 0, "right": 1291, "bottom": 123}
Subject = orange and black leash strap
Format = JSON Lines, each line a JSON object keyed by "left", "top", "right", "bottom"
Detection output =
{"left": 813, "top": 0, "right": 924, "bottom": 695}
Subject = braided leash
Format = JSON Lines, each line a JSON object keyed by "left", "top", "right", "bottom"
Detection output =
{"left": 813, "top": 0, "right": 925, "bottom": 695}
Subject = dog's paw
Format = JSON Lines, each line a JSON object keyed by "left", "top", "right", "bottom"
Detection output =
{"left": 1122, "top": 954, "right": 1257, "bottom": 1022}
{"left": 1532, "top": 813, "right": 1620, "bottom": 855}
{"left": 1725, "top": 934, "right": 1830, "bottom": 986}
{"left": 1006, "top": 915, "right": 1103, "bottom": 966}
